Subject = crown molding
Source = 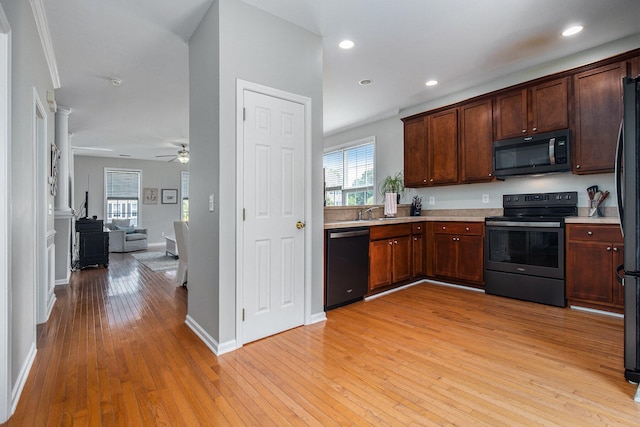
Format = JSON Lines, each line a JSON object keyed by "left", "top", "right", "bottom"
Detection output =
{"left": 28, "top": 0, "right": 60, "bottom": 89}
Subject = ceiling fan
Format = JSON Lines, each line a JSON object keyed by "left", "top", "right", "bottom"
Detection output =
{"left": 156, "top": 144, "right": 189, "bottom": 164}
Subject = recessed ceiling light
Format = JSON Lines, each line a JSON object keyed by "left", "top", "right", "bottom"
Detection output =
{"left": 339, "top": 40, "right": 354, "bottom": 49}
{"left": 425, "top": 80, "right": 438, "bottom": 87}
{"left": 562, "top": 25, "right": 583, "bottom": 37}
{"left": 359, "top": 79, "right": 372, "bottom": 86}
{"left": 110, "top": 78, "right": 122, "bottom": 86}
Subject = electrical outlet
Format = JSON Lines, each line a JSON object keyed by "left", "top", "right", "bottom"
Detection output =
{"left": 482, "top": 194, "right": 489, "bottom": 204}
{"left": 429, "top": 196, "right": 435, "bottom": 205}
{"left": 209, "top": 194, "right": 215, "bottom": 212}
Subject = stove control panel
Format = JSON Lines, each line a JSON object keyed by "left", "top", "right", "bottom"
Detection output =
{"left": 503, "top": 191, "right": 577, "bottom": 208}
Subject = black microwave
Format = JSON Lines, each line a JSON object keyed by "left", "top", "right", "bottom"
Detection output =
{"left": 493, "top": 129, "right": 571, "bottom": 179}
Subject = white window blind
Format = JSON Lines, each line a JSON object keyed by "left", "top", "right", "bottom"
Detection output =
{"left": 106, "top": 170, "right": 139, "bottom": 200}
{"left": 181, "top": 171, "right": 189, "bottom": 200}
{"left": 181, "top": 171, "right": 189, "bottom": 221}
{"left": 323, "top": 139, "right": 375, "bottom": 206}
{"left": 105, "top": 169, "right": 140, "bottom": 226}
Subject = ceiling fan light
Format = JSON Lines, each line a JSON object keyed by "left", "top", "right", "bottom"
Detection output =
{"left": 177, "top": 149, "right": 189, "bottom": 163}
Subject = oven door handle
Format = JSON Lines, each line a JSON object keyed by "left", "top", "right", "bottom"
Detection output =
{"left": 485, "top": 220, "right": 561, "bottom": 228}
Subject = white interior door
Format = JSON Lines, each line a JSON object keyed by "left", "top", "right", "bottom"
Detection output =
{"left": 242, "top": 89, "right": 305, "bottom": 344}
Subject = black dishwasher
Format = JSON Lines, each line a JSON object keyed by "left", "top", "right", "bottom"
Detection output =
{"left": 325, "top": 227, "right": 369, "bottom": 310}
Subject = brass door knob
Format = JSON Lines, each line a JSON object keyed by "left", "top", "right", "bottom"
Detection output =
{"left": 296, "top": 221, "right": 306, "bottom": 229}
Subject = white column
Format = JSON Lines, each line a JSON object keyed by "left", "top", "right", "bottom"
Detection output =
{"left": 54, "top": 106, "right": 73, "bottom": 284}
{"left": 54, "top": 106, "right": 70, "bottom": 210}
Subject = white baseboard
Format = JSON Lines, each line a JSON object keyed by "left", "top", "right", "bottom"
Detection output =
{"left": 365, "top": 280, "right": 423, "bottom": 301}
{"left": 185, "top": 314, "right": 237, "bottom": 356}
{"left": 45, "top": 292, "right": 56, "bottom": 321}
{"left": 308, "top": 311, "right": 326, "bottom": 325}
{"left": 11, "top": 343, "right": 36, "bottom": 415}
{"left": 570, "top": 305, "right": 624, "bottom": 318}
{"left": 422, "top": 278, "right": 485, "bottom": 293}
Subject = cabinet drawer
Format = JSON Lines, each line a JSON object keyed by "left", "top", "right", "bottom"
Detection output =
{"left": 412, "top": 222, "right": 425, "bottom": 234}
{"left": 433, "top": 222, "right": 483, "bottom": 236}
{"left": 566, "top": 224, "right": 622, "bottom": 243}
{"left": 370, "top": 223, "right": 412, "bottom": 240}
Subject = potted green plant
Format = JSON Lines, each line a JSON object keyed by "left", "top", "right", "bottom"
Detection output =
{"left": 379, "top": 172, "right": 405, "bottom": 203}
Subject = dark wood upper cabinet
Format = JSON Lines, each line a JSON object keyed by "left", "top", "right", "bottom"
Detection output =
{"left": 427, "top": 108, "right": 458, "bottom": 185}
{"left": 459, "top": 98, "right": 494, "bottom": 183}
{"left": 573, "top": 62, "right": 625, "bottom": 174}
{"left": 494, "top": 77, "right": 569, "bottom": 140}
{"left": 530, "top": 77, "right": 570, "bottom": 134}
{"left": 402, "top": 49, "right": 640, "bottom": 184}
{"left": 403, "top": 117, "right": 428, "bottom": 187}
{"left": 494, "top": 89, "right": 528, "bottom": 140}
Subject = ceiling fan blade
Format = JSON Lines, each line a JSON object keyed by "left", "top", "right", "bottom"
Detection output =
{"left": 155, "top": 154, "right": 175, "bottom": 158}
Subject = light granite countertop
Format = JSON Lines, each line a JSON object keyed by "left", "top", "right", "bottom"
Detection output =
{"left": 325, "top": 214, "right": 621, "bottom": 229}
{"left": 565, "top": 216, "right": 620, "bottom": 225}
{"left": 324, "top": 216, "right": 485, "bottom": 230}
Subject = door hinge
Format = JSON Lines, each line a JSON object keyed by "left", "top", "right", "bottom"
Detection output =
{"left": 243, "top": 208, "right": 245, "bottom": 221}
{"left": 242, "top": 308, "right": 245, "bottom": 321}
{"left": 243, "top": 107, "right": 246, "bottom": 121}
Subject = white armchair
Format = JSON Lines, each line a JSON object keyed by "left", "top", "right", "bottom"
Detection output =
{"left": 174, "top": 221, "right": 188, "bottom": 287}
{"left": 105, "top": 219, "right": 148, "bottom": 253}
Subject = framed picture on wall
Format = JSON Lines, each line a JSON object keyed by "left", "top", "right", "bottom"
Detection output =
{"left": 143, "top": 187, "right": 158, "bottom": 204}
{"left": 162, "top": 189, "right": 178, "bottom": 204}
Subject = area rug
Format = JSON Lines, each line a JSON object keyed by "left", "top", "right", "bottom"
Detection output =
{"left": 131, "top": 251, "right": 178, "bottom": 272}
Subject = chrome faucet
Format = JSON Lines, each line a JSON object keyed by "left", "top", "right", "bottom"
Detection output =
{"left": 358, "top": 206, "right": 380, "bottom": 220}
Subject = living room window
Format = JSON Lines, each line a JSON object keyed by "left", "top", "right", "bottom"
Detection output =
{"left": 323, "top": 137, "right": 375, "bottom": 206}
{"left": 105, "top": 168, "right": 140, "bottom": 226}
{"left": 181, "top": 171, "right": 189, "bottom": 221}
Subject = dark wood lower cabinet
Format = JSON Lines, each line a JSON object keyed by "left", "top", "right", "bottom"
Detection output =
{"left": 431, "top": 222, "right": 484, "bottom": 287}
{"left": 411, "top": 233, "right": 425, "bottom": 278}
{"left": 566, "top": 224, "right": 624, "bottom": 313}
{"left": 369, "top": 239, "right": 393, "bottom": 290}
{"left": 369, "top": 224, "right": 412, "bottom": 292}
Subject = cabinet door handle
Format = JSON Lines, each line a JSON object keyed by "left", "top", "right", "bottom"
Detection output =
{"left": 587, "top": 231, "right": 593, "bottom": 236}
{"left": 394, "top": 240, "right": 398, "bottom": 244}
{"left": 442, "top": 226, "right": 446, "bottom": 230}
{"left": 414, "top": 237, "right": 418, "bottom": 241}
{"left": 521, "top": 129, "right": 527, "bottom": 133}
{"left": 613, "top": 247, "right": 619, "bottom": 252}
{"left": 423, "top": 179, "right": 427, "bottom": 182}
{"left": 532, "top": 127, "right": 537, "bottom": 131}
{"left": 606, "top": 246, "right": 612, "bottom": 251}
{"left": 388, "top": 241, "right": 393, "bottom": 245}
{"left": 430, "top": 178, "right": 434, "bottom": 182}
{"left": 576, "top": 164, "right": 581, "bottom": 169}
{"left": 465, "top": 227, "right": 470, "bottom": 231}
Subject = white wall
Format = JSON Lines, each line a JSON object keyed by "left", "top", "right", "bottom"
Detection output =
{"left": 73, "top": 156, "right": 188, "bottom": 245}
{"left": 189, "top": 0, "right": 323, "bottom": 347}
{"left": 1, "top": 0, "right": 55, "bottom": 412}
{"left": 325, "top": 37, "right": 640, "bottom": 211}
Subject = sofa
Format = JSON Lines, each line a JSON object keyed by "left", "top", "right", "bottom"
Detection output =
{"left": 104, "top": 219, "right": 148, "bottom": 253}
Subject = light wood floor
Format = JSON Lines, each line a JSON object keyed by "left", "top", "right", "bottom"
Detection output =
{"left": 3, "top": 252, "right": 640, "bottom": 426}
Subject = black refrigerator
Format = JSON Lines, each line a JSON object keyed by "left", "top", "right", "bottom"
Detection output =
{"left": 618, "top": 76, "right": 640, "bottom": 388}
